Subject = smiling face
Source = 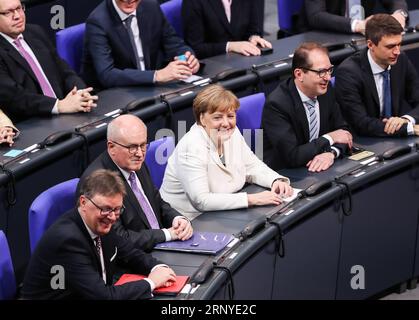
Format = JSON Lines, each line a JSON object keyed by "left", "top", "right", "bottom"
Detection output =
{"left": 0, "top": 0, "right": 25, "bottom": 39}
{"left": 115, "top": 0, "right": 140, "bottom": 14}
{"left": 107, "top": 115, "right": 147, "bottom": 172}
{"left": 368, "top": 34, "right": 402, "bottom": 69}
{"left": 79, "top": 193, "right": 123, "bottom": 236}
{"left": 200, "top": 108, "right": 237, "bottom": 144}
{"left": 294, "top": 48, "right": 332, "bottom": 99}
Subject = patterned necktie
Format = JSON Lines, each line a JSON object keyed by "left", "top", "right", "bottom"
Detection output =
{"left": 124, "top": 15, "right": 144, "bottom": 70}
{"left": 128, "top": 172, "right": 159, "bottom": 229}
{"left": 221, "top": 0, "right": 232, "bottom": 23}
{"left": 13, "top": 38, "right": 56, "bottom": 98}
{"left": 306, "top": 99, "right": 319, "bottom": 142}
{"left": 381, "top": 70, "right": 392, "bottom": 118}
{"left": 94, "top": 236, "right": 102, "bottom": 257}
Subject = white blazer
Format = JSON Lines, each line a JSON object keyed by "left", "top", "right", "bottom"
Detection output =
{"left": 160, "top": 123, "right": 290, "bottom": 220}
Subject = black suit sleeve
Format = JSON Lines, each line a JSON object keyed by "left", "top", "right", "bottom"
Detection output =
{"left": 263, "top": 98, "right": 332, "bottom": 168}
{"left": 380, "top": 0, "right": 408, "bottom": 13}
{"left": 304, "top": 0, "right": 353, "bottom": 33}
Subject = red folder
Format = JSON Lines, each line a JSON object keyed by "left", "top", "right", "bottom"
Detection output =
{"left": 114, "top": 274, "right": 189, "bottom": 296}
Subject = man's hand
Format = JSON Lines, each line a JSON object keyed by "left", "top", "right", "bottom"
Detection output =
{"left": 414, "top": 124, "right": 419, "bottom": 136}
{"left": 0, "top": 126, "right": 15, "bottom": 146}
{"left": 171, "top": 218, "right": 193, "bottom": 241}
{"left": 306, "top": 152, "right": 334, "bottom": 172}
{"left": 392, "top": 11, "right": 406, "bottom": 28}
{"left": 184, "top": 51, "right": 200, "bottom": 74}
{"left": 382, "top": 116, "right": 408, "bottom": 134}
{"left": 228, "top": 41, "right": 261, "bottom": 56}
{"left": 249, "top": 35, "right": 272, "bottom": 49}
{"left": 328, "top": 129, "right": 353, "bottom": 148}
{"left": 155, "top": 60, "right": 192, "bottom": 82}
{"left": 57, "top": 86, "right": 98, "bottom": 113}
{"left": 148, "top": 266, "right": 176, "bottom": 288}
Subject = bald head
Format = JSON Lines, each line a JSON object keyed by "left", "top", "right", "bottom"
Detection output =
{"left": 107, "top": 115, "right": 148, "bottom": 172}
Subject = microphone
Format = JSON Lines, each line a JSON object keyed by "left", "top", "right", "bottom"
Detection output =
{"left": 189, "top": 259, "right": 215, "bottom": 285}
{"left": 235, "top": 216, "right": 267, "bottom": 242}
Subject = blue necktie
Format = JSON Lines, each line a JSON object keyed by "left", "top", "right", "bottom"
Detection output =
{"left": 382, "top": 70, "right": 392, "bottom": 118}
{"left": 305, "top": 99, "right": 318, "bottom": 142}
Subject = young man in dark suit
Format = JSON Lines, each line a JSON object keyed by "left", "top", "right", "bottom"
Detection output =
{"left": 181, "top": 0, "right": 271, "bottom": 59}
{"left": 22, "top": 169, "right": 176, "bottom": 299}
{"left": 336, "top": 14, "right": 419, "bottom": 137}
{"left": 0, "top": 0, "right": 97, "bottom": 122}
{"left": 82, "top": 0, "right": 200, "bottom": 89}
{"left": 79, "top": 114, "right": 193, "bottom": 252}
{"left": 299, "top": 0, "right": 408, "bottom": 34}
{"left": 262, "top": 42, "right": 352, "bottom": 172}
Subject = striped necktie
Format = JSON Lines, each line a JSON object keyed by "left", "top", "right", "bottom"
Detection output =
{"left": 381, "top": 70, "right": 392, "bottom": 118}
{"left": 305, "top": 99, "right": 319, "bottom": 142}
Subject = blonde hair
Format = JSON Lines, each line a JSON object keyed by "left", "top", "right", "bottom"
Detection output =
{"left": 193, "top": 84, "right": 240, "bottom": 125}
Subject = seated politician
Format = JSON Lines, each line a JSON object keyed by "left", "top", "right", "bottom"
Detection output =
{"left": 0, "top": 0, "right": 98, "bottom": 123}
{"left": 262, "top": 42, "right": 352, "bottom": 172}
{"left": 79, "top": 114, "right": 193, "bottom": 252}
{"left": 22, "top": 169, "right": 177, "bottom": 300}
{"left": 299, "top": 0, "right": 408, "bottom": 35}
{"left": 182, "top": 0, "right": 271, "bottom": 59}
{"left": 336, "top": 14, "right": 419, "bottom": 137}
{"left": 160, "top": 84, "right": 293, "bottom": 220}
{"left": 82, "top": 0, "right": 200, "bottom": 90}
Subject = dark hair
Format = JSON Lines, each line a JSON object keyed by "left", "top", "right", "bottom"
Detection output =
{"left": 292, "top": 42, "right": 329, "bottom": 78}
{"left": 365, "top": 14, "right": 403, "bottom": 45}
{"left": 193, "top": 84, "right": 239, "bottom": 125}
{"left": 78, "top": 169, "right": 126, "bottom": 206}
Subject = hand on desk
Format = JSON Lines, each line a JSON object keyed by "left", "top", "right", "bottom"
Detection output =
{"left": 271, "top": 180, "right": 293, "bottom": 198}
{"left": 169, "top": 217, "right": 193, "bottom": 241}
{"left": 156, "top": 51, "right": 199, "bottom": 83}
{"left": 328, "top": 129, "right": 353, "bottom": 149}
{"left": 148, "top": 266, "right": 176, "bottom": 288}
{"left": 249, "top": 35, "right": 272, "bottom": 49}
{"left": 247, "top": 190, "right": 284, "bottom": 207}
{"left": 58, "top": 86, "right": 98, "bottom": 113}
{"left": 0, "top": 126, "right": 15, "bottom": 146}
{"left": 227, "top": 41, "right": 261, "bottom": 56}
{"left": 306, "top": 152, "right": 334, "bottom": 172}
{"left": 382, "top": 117, "right": 408, "bottom": 135}
{"left": 414, "top": 124, "right": 419, "bottom": 136}
{"left": 392, "top": 11, "right": 407, "bottom": 29}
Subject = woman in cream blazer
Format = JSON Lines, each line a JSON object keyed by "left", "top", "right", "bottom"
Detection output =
{"left": 160, "top": 85, "right": 292, "bottom": 220}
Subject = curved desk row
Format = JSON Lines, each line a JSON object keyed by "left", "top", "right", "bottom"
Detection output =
{"left": 2, "top": 11, "right": 419, "bottom": 287}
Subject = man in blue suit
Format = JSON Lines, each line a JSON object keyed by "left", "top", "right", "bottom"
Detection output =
{"left": 82, "top": 0, "right": 200, "bottom": 89}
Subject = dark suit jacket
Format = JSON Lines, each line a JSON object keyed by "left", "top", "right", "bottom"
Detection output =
{"left": 0, "top": 24, "right": 85, "bottom": 122}
{"left": 299, "top": 0, "right": 407, "bottom": 33}
{"left": 262, "top": 78, "right": 348, "bottom": 171}
{"left": 79, "top": 151, "right": 181, "bottom": 252}
{"left": 182, "top": 0, "right": 261, "bottom": 59}
{"left": 82, "top": 0, "right": 192, "bottom": 89}
{"left": 22, "top": 209, "right": 160, "bottom": 300}
{"left": 335, "top": 48, "right": 419, "bottom": 137}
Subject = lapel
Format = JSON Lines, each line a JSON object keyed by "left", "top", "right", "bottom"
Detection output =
{"left": 209, "top": 0, "right": 232, "bottom": 36}
{"left": 0, "top": 34, "right": 39, "bottom": 86}
{"left": 318, "top": 92, "right": 329, "bottom": 134}
{"left": 107, "top": 0, "right": 139, "bottom": 69}
{"left": 101, "top": 233, "right": 116, "bottom": 285}
{"left": 288, "top": 79, "right": 311, "bottom": 142}
{"left": 136, "top": 2, "right": 150, "bottom": 69}
{"left": 73, "top": 210, "right": 105, "bottom": 282}
{"left": 360, "top": 48, "right": 380, "bottom": 115}
{"left": 390, "top": 64, "right": 401, "bottom": 116}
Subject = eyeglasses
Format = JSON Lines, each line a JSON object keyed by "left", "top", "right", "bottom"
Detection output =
{"left": 0, "top": 4, "right": 25, "bottom": 18}
{"left": 301, "top": 66, "right": 334, "bottom": 78}
{"left": 86, "top": 197, "right": 125, "bottom": 217}
{"left": 111, "top": 140, "right": 147, "bottom": 154}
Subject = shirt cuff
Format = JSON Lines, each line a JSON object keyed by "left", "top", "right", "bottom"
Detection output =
{"left": 143, "top": 278, "right": 155, "bottom": 292}
{"left": 407, "top": 122, "right": 414, "bottom": 135}
{"left": 322, "top": 134, "right": 334, "bottom": 146}
{"left": 162, "top": 228, "right": 171, "bottom": 241}
{"left": 226, "top": 42, "right": 230, "bottom": 53}
{"left": 51, "top": 99, "right": 59, "bottom": 114}
{"left": 146, "top": 264, "right": 169, "bottom": 290}
{"left": 331, "top": 146, "right": 340, "bottom": 158}
{"left": 402, "top": 115, "right": 415, "bottom": 125}
{"left": 351, "top": 19, "right": 360, "bottom": 33}
{"left": 153, "top": 71, "right": 157, "bottom": 83}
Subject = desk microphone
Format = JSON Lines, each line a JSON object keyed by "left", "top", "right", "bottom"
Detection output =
{"left": 236, "top": 216, "right": 267, "bottom": 242}
{"left": 415, "top": 24, "right": 419, "bottom": 32}
{"left": 189, "top": 259, "right": 215, "bottom": 285}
